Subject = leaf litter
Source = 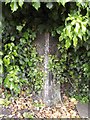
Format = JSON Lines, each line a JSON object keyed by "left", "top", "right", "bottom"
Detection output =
{"left": 0, "top": 93, "right": 80, "bottom": 118}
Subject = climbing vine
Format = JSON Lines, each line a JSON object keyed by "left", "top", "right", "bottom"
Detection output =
{"left": 49, "top": 3, "right": 90, "bottom": 102}
{"left": 1, "top": 1, "right": 90, "bottom": 102}
{"left": 2, "top": 14, "right": 44, "bottom": 95}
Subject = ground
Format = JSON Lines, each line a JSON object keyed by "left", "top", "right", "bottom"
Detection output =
{"left": 0, "top": 88, "right": 80, "bottom": 119}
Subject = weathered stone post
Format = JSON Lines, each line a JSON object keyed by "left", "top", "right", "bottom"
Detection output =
{"left": 33, "top": 32, "right": 61, "bottom": 106}
{"left": 43, "top": 32, "right": 61, "bottom": 106}
{"left": 43, "top": 32, "right": 50, "bottom": 105}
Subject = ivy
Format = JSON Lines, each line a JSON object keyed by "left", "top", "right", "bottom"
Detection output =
{"left": 17, "top": 32, "right": 44, "bottom": 93}
{"left": 5, "top": 0, "right": 24, "bottom": 12}
{"left": 2, "top": 2, "right": 90, "bottom": 103}
{"left": 2, "top": 17, "right": 44, "bottom": 95}
{"left": 49, "top": 3, "right": 90, "bottom": 102}
{"left": 59, "top": 11, "right": 88, "bottom": 49}
{"left": 32, "top": 2, "right": 40, "bottom": 10}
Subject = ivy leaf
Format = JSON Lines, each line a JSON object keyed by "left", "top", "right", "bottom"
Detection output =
{"left": 56, "top": 26, "right": 64, "bottom": 34}
{"left": 78, "top": 33, "right": 82, "bottom": 40}
{"left": 4, "top": 77, "right": 10, "bottom": 88}
{"left": 77, "top": 0, "right": 83, "bottom": 3}
{"left": 3, "top": 55, "right": 10, "bottom": 66}
{"left": 5, "top": 0, "right": 10, "bottom": 4}
{"left": 75, "top": 22, "right": 80, "bottom": 34}
{"left": 57, "top": 0, "right": 70, "bottom": 6}
{"left": 23, "top": 32, "right": 29, "bottom": 40}
{"left": 73, "top": 36, "right": 78, "bottom": 47}
{"left": 81, "top": 23, "right": 86, "bottom": 34}
{"left": 46, "top": 3, "right": 53, "bottom": 9}
{"left": 66, "top": 25, "right": 72, "bottom": 39}
{"left": 10, "top": 82, "right": 15, "bottom": 90}
{"left": 65, "top": 39, "right": 71, "bottom": 49}
{"left": 32, "top": 2, "right": 40, "bottom": 10}
{"left": 0, "top": 98, "right": 5, "bottom": 105}
{"left": 11, "top": 36, "right": 15, "bottom": 41}
{"left": 14, "top": 84, "right": 20, "bottom": 94}
{"left": 10, "top": 2, "right": 18, "bottom": 12}
{"left": 16, "top": 25, "right": 23, "bottom": 32}
{"left": 0, "top": 51, "right": 3, "bottom": 56}
{"left": 18, "top": 0, "right": 24, "bottom": 8}
{"left": 0, "top": 59, "right": 3, "bottom": 65}
{"left": 71, "top": 20, "right": 76, "bottom": 25}
{"left": 23, "top": 112, "right": 34, "bottom": 118}
{"left": 87, "top": 51, "right": 90, "bottom": 57}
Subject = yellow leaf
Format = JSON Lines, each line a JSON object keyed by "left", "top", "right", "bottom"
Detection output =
{"left": 0, "top": 98, "right": 5, "bottom": 105}
{"left": 70, "top": 98, "right": 77, "bottom": 104}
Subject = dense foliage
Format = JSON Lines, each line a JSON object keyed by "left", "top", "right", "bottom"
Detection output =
{"left": 49, "top": 2, "right": 90, "bottom": 102}
{"left": 2, "top": 6, "right": 44, "bottom": 95}
{"left": 1, "top": 1, "right": 90, "bottom": 102}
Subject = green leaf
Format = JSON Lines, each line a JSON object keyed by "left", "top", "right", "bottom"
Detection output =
{"left": 5, "top": 0, "right": 10, "bottom": 4}
{"left": 18, "top": 0, "right": 24, "bottom": 8}
{"left": 0, "top": 58, "right": 2, "bottom": 64}
{"left": 73, "top": 36, "right": 78, "bottom": 47}
{"left": 46, "top": 3, "right": 53, "bottom": 9}
{"left": 3, "top": 99, "right": 11, "bottom": 106}
{"left": 66, "top": 25, "right": 72, "bottom": 39}
{"left": 81, "top": 24, "right": 86, "bottom": 34}
{"left": 0, "top": 98, "right": 5, "bottom": 105}
{"left": 71, "top": 20, "right": 76, "bottom": 25}
{"left": 75, "top": 22, "right": 80, "bottom": 34}
{"left": 61, "top": 0, "right": 66, "bottom": 6}
{"left": 65, "top": 39, "right": 71, "bottom": 49}
{"left": 10, "top": 2, "right": 18, "bottom": 12}
{"left": 10, "top": 82, "right": 15, "bottom": 90}
{"left": 16, "top": 25, "right": 23, "bottom": 32}
{"left": 56, "top": 0, "right": 67, "bottom": 6}
{"left": 0, "top": 51, "right": 3, "bottom": 56}
{"left": 3, "top": 56, "right": 10, "bottom": 66}
{"left": 78, "top": 33, "right": 82, "bottom": 40}
{"left": 87, "top": 51, "right": 90, "bottom": 57}
{"left": 11, "top": 36, "right": 15, "bottom": 41}
{"left": 23, "top": 32, "right": 29, "bottom": 40}
{"left": 56, "top": 26, "right": 64, "bottom": 34}
{"left": 23, "top": 112, "right": 34, "bottom": 118}
{"left": 4, "top": 77, "right": 10, "bottom": 88}
{"left": 32, "top": 2, "right": 40, "bottom": 10}
{"left": 33, "top": 102, "right": 45, "bottom": 108}
{"left": 14, "top": 84, "right": 20, "bottom": 94}
{"left": 13, "top": 50, "right": 17, "bottom": 56}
